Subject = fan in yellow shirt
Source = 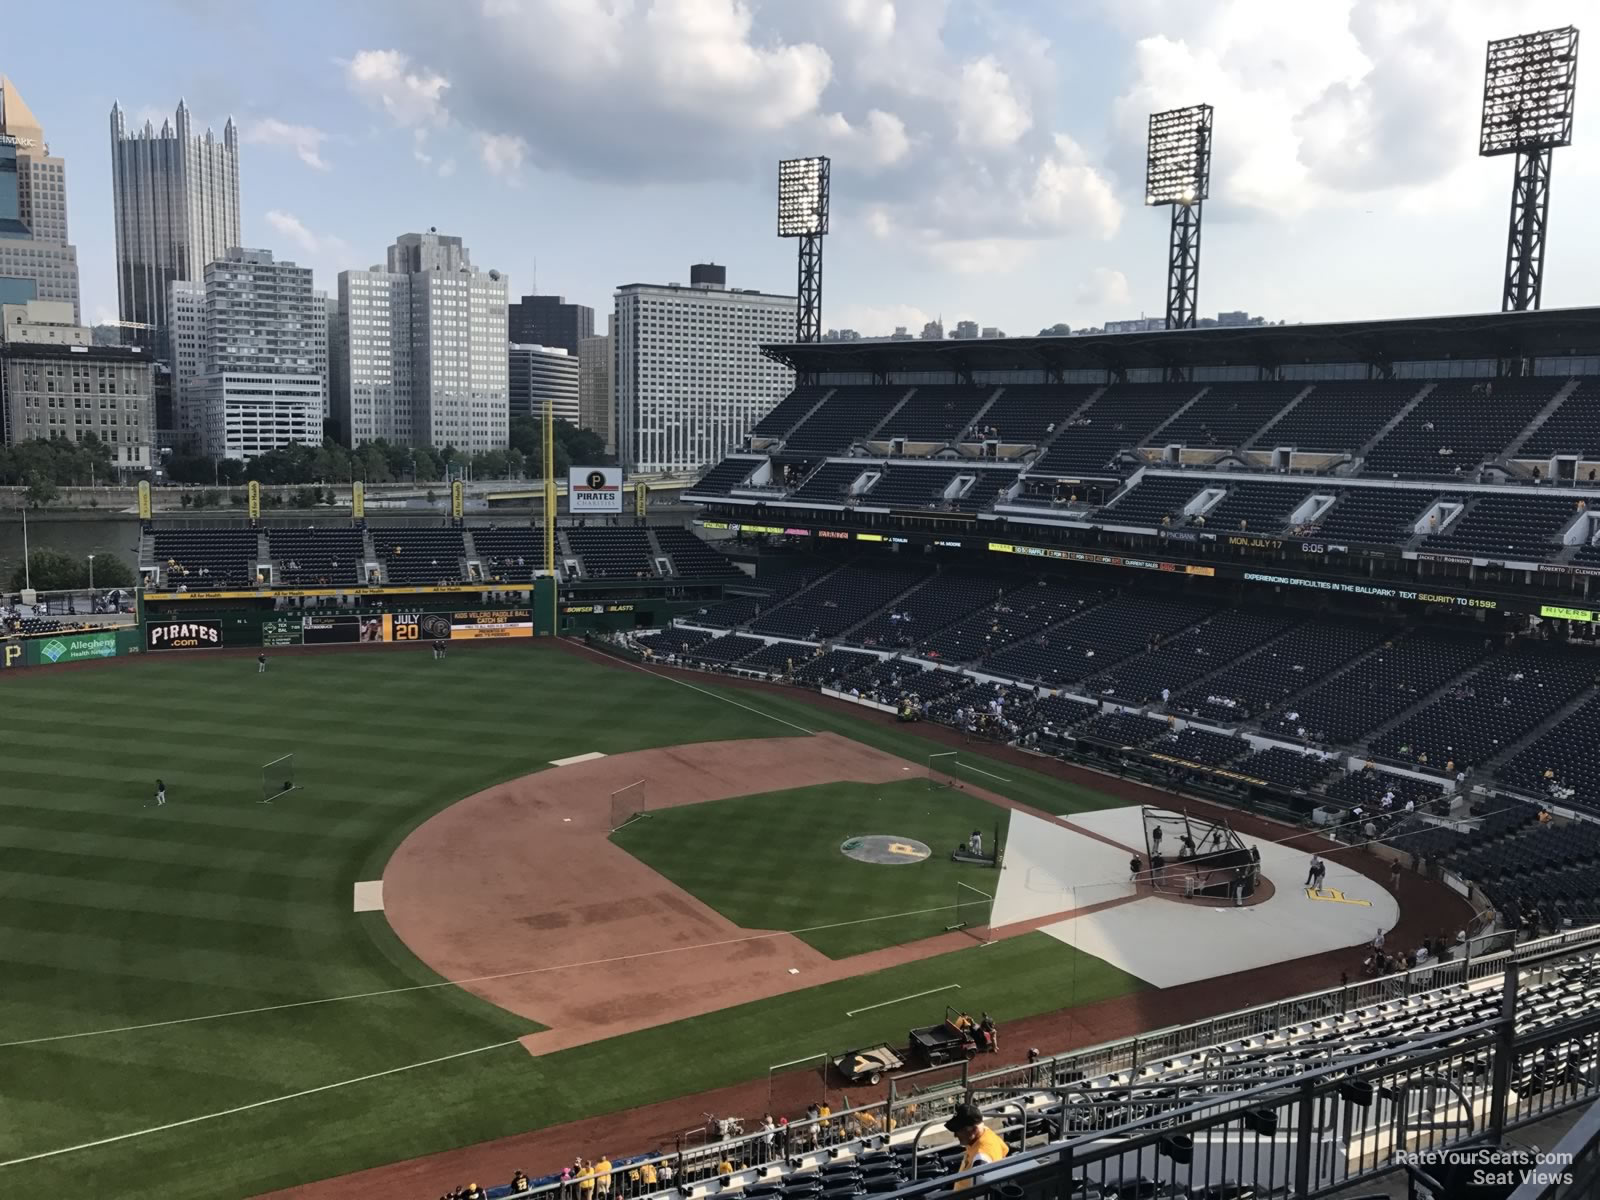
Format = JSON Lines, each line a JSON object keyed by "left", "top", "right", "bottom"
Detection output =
{"left": 945, "top": 1103, "right": 1009, "bottom": 1190}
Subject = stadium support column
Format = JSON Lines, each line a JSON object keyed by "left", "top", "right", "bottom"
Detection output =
{"left": 1480, "top": 26, "right": 1579, "bottom": 313}
{"left": 1166, "top": 200, "right": 1202, "bottom": 330}
{"left": 797, "top": 232, "right": 823, "bottom": 343}
{"left": 1502, "top": 148, "right": 1552, "bottom": 312}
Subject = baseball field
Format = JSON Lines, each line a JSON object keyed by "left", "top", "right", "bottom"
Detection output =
{"left": 0, "top": 642, "right": 1147, "bottom": 1200}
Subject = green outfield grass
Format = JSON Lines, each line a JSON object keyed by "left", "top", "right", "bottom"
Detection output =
{"left": 614, "top": 780, "right": 1010, "bottom": 957}
{"left": 0, "top": 644, "right": 1137, "bottom": 1200}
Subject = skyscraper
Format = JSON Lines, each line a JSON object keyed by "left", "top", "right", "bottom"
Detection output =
{"left": 508, "top": 343, "right": 578, "bottom": 425}
{"left": 109, "top": 99, "right": 241, "bottom": 348}
{"left": 0, "top": 75, "right": 81, "bottom": 318}
{"left": 614, "top": 267, "right": 794, "bottom": 473}
{"left": 508, "top": 293, "right": 593, "bottom": 356}
{"left": 578, "top": 331, "right": 615, "bottom": 453}
{"left": 183, "top": 248, "right": 326, "bottom": 460}
{"left": 333, "top": 230, "right": 509, "bottom": 453}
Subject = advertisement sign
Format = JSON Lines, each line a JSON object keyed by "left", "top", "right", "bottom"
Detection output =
{"left": 2, "top": 641, "right": 22, "bottom": 670}
{"left": 302, "top": 614, "right": 386, "bottom": 644}
{"left": 248, "top": 480, "right": 261, "bottom": 522}
{"left": 137, "top": 480, "right": 152, "bottom": 521}
{"left": 569, "top": 467, "right": 623, "bottom": 514}
{"left": 451, "top": 480, "right": 464, "bottom": 520}
{"left": 35, "top": 631, "right": 120, "bottom": 664}
{"left": 352, "top": 481, "right": 365, "bottom": 520}
{"left": 447, "top": 609, "right": 534, "bottom": 639}
{"left": 1541, "top": 605, "right": 1595, "bottom": 622}
{"left": 261, "top": 615, "right": 304, "bottom": 647}
{"left": 146, "top": 620, "right": 223, "bottom": 651}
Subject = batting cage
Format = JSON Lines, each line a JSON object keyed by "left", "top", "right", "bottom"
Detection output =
{"left": 609, "top": 778, "right": 649, "bottom": 832}
{"left": 927, "top": 751, "right": 959, "bottom": 791}
{"left": 1139, "top": 806, "right": 1259, "bottom": 900}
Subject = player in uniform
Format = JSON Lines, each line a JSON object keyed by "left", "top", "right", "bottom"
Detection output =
{"left": 257, "top": 652, "right": 268, "bottom": 674}
{"left": 152, "top": 779, "right": 167, "bottom": 807}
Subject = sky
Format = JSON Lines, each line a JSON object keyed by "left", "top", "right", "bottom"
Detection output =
{"left": 9, "top": 0, "right": 1598, "bottom": 339}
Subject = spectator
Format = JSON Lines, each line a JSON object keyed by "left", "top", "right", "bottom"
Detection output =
{"left": 594, "top": 1154, "right": 613, "bottom": 1200}
{"left": 511, "top": 1174, "right": 531, "bottom": 1195}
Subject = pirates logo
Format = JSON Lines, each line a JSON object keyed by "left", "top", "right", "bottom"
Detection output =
{"left": 587, "top": 469, "right": 608, "bottom": 490}
{"left": 419, "top": 613, "right": 454, "bottom": 640}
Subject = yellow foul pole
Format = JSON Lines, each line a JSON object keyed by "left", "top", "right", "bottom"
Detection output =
{"left": 542, "top": 384, "right": 555, "bottom": 574}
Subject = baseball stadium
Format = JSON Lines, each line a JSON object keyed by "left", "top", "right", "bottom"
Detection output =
{"left": 10, "top": 26, "right": 1600, "bottom": 1200}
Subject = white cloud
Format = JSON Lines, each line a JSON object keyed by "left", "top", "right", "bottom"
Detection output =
{"left": 475, "top": 131, "right": 528, "bottom": 178}
{"left": 243, "top": 118, "right": 333, "bottom": 170}
{"left": 816, "top": 108, "right": 911, "bottom": 169}
{"left": 1075, "top": 267, "right": 1132, "bottom": 308}
{"left": 923, "top": 238, "right": 1033, "bottom": 276}
{"left": 1023, "top": 134, "right": 1123, "bottom": 239}
{"left": 345, "top": 49, "right": 450, "bottom": 127}
{"left": 264, "top": 210, "right": 347, "bottom": 257}
{"left": 955, "top": 57, "right": 1032, "bottom": 150}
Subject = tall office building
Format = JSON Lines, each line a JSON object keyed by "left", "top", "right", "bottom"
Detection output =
{"left": 578, "top": 331, "right": 614, "bottom": 453}
{"left": 0, "top": 76, "right": 81, "bottom": 318}
{"left": 109, "top": 99, "right": 240, "bottom": 348}
{"left": 333, "top": 230, "right": 508, "bottom": 453}
{"left": 1, "top": 299, "right": 153, "bottom": 470}
{"left": 167, "top": 279, "right": 204, "bottom": 442}
{"left": 613, "top": 267, "right": 794, "bottom": 473}
{"left": 182, "top": 249, "right": 325, "bottom": 460}
{"left": 508, "top": 343, "right": 577, "bottom": 425}
{"left": 508, "top": 293, "right": 593, "bottom": 356}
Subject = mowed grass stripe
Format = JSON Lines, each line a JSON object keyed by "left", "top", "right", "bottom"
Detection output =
{"left": 0, "top": 644, "right": 1140, "bottom": 1200}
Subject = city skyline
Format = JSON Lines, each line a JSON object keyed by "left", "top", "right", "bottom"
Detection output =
{"left": 6, "top": 0, "right": 1598, "bottom": 349}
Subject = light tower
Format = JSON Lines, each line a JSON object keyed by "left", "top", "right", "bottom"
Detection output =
{"left": 777, "top": 156, "right": 830, "bottom": 342}
{"left": 1480, "top": 26, "right": 1580, "bottom": 312}
{"left": 1145, "top": 104, "right": 1214, "bottom": 332}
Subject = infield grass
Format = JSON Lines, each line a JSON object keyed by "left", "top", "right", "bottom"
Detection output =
{"left": 613, "top": 780, "right": 1011, "bottom": 957}
{"left": 0, "top": 643, "right": 1139, "bottom": 1200}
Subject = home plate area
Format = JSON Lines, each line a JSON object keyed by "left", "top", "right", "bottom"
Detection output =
{"left": 993, "top": 807, "right": 1399, "bottom": 989}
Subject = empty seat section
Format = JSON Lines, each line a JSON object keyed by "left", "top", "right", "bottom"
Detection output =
{"left": 152, "top": 529, "right": 260, "bottom": 588}
{"left": 1261, "top": 629, "right": 1491, "bottom": 744}
{"left": 863, "top": 465, "right": 961, "bottom": 508}
{"left": 1236, "top": 746, "right": 1336, "bottom": 790}
{"left": 1100, "top": 476, "right": 1204, "bottom": 526}
{"left": 1307, "top": 488, "right": 1435, "bottom": 544}
{"left": 1076, "top": 711, "right": 1171, "bottom": 746}
{"left": 984, "top": 595, "right": 1213, "bottom": 686}
{"left": 783, "top": 387, "right": 907, "bottom": 455}
{"left": 791, "top": 461, "right": 871, "bottom": 502}
{"left": 1363, "top": 380, "right": 1560, "bottom": 477}
{"left": 1203, "top": 483, "right": 1316, "bottom": 533}
{"left": 792, "top": 647, "right": 881, "bottom": 685}
{"left": 1093, "top": 609, "right": 1297, "bottom": 704}
{"left": 1260, "top": 382, "right": 1423, "bottom": 451}
{"left": 849, "top": 569, "right": 1005, "bottom": 650}
{"left": 267, "top": 528, "right": 366, "bottom": 586}
{"left": 976, "top": 385, "right": 1099, "bottom": 444}
{"left": 878, "top": 386, "right": 993, "bottom": 443}
{"left": 751, "top": 561, "right": 927, "bottom": 639}
{"left": 375, "top": 526, "right": 465, "bottom": 585}
{"left": 751, "top": 386, "right": 831, "bottom": 437}
{"left": 1156, "top": 383, "right": 1301, "bottom": 448}
{"left": 1424, "top": 494, "right": 1578, "bottom": 561}
{"left": 1370, "top": 645, "right": 1597, "bottom": 768}
{"left": 920, "top": 580, "right": 1103, "bottom": 663}
{"left": 1034, "top": 385, "right": 1201, "bottom": 476}
{"left": 1156, "top": 725, "right": 1247, "bottom": 766}
{"left": 1500, "top": 693, "right": 1600, "bottom": 813}
{"left": 566, "top": 527, "right": 654, "bottom": 578}
{"left": 688, "top": 456, "right": 760, "bottom": 495}
{"left": 1519, "top": 383, "right": 1600, "bottom": 458}
{"left": 1174, "top": 619, "right": 1382, "bottom": 723}
{"left": 472, "top": 527, "right": 542, "bottom": 582}
{"left": 953, "top": 468, "right": 1020, "bottom": 512}
{"left": 653, "top": 527, "right": 738, "bottom": 577}
{"left": 686, "top": 633, "right": 765, "bottom": 663}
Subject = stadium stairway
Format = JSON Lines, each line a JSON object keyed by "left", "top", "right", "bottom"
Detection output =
{"left": 834, "top": 568, "right": 960, "bottom": 645}
{"left": 1407, "top": 495, "right": 1480, "bottom": 553}
{"left": 862, "top": 389, "right": 917, "bottom": 443}
{"left": 1256, "top": 625, "right": 1412, "bottom": 727}
{"left": 1016, "top": 386, "right": 1107, "bottom": 463}
{"left": 1138, "top": 385, "right": 1211, "bottom": 448}
{"left": 1351, "top": 647, "right": 1507, "bottom": 759}
{"left": 953, "top": 389, "right": 1004, "bottom": 443}
{"left": 1354, "top": 382, "right": 1436, "bottom": 469}
{"left": 1500, "top": 379, "right": 1584, "bottom": 462}
{"left": 1240, "top": 384, "right": 1316, "bottom": 450}
{"left": 755, "top": 386, "right": 834, "bottom": 443}
{"left": 1479, "top": 679, "right": 1600, "bottom": 777}
{"left": 1138, "top": 618, "right": 1305, "bottom": 715}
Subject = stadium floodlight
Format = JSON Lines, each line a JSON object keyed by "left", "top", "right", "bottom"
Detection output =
{"left": 1480, "top": 26, "right": 1579, "bottom": 312}
{"left": 1144, "top": 104, "right": 1213, "bottom": 337}
{"left": 778, "top": 156, "right": 830, "bottom": 342}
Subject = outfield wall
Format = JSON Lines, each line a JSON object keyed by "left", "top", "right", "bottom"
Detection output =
{"left": 0, "top": 626, "right": 142, "bottom": 671}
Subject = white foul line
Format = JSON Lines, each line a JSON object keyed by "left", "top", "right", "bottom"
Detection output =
{"left": 0, "top": 1038, "right": 521, "bottom": 1168}
{"left": 955, "top": 760, "right": 1011, "bottom": 783}
{"left": 847, "top": 983, "right": 961, "bottom": 1018}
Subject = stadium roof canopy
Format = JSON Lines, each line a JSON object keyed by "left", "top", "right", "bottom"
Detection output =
{"left": 762, "top": 305, "right": 1600, "bottom": 375}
